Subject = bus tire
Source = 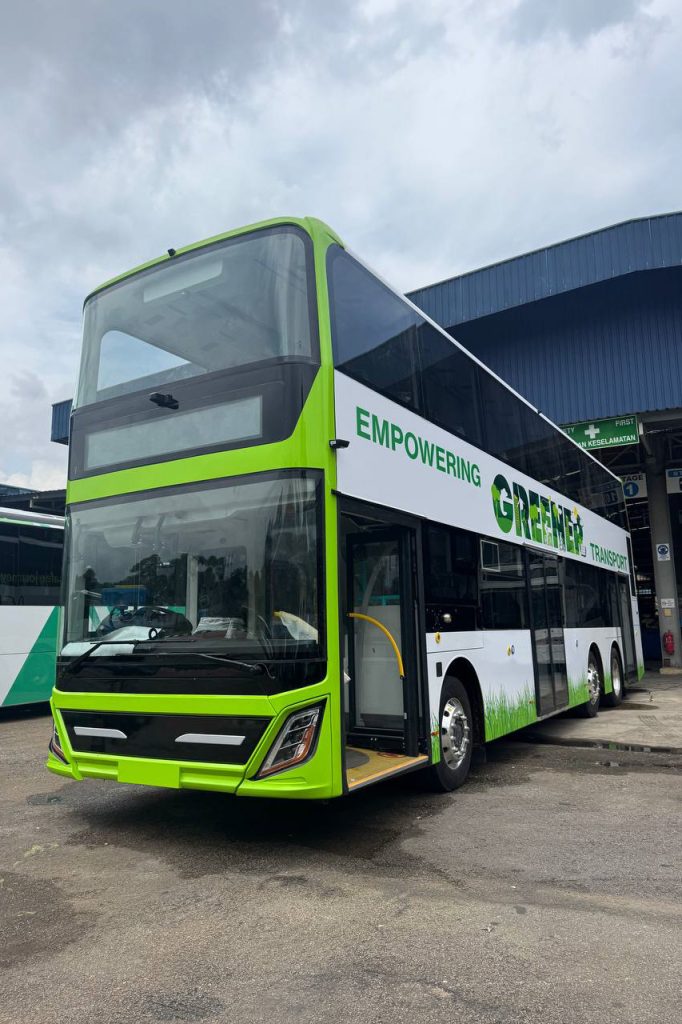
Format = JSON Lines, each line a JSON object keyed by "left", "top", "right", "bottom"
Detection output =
{"left": 603, "top": 645, "right": 624, "bottom": 708}
{"left": 429, "top": 677, "right": 474, "bottom": 792}
{"left": 577, "top": 649, "right": 601, "bottom": 718}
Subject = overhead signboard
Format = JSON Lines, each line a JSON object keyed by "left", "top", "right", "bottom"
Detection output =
{"left": 621, "top": 472, "right": 647, "bottom": 501}
{"left": 563, "top": 415, "right": 638, "bottom": 451}
{"left": 666, "top": 468, "right": 682, "bottom": 494}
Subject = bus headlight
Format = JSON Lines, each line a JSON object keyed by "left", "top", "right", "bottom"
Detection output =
{"left": 257, "top": 703, "right": 324, "bottom": 778}
{"left": 49, "top": 719, "right": 68, "bottom": 764}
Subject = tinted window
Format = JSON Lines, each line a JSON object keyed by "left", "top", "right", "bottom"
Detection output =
{"left": 78, "top": 227, "right": 316, "bottom": 407}
{"left": 479, "top": 373, "right": 529, "bottom": 474}
{"left": 423, "top": 524, "right": 478, "bottom": 632}
{"left": 522, "top": 410, "right": 564, "bottom": 492}
{"left": 563, "top": 560, "right": 622, "bottom": 628}
{"left": 418, "top": 322, "right": 483, "bottom": 447}
{"left": 328, "top": 248, "right": 421, "bottom": 411}
{"left": 480, "top": 539, "right": 528, "bottom": 630}
{"left": 0, "top": 523, "right": 62, "bottom": 606}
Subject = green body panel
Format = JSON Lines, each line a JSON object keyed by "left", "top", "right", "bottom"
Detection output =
{"left": 4, "top": 607, "right": 59, "bottom": 707}
{"left": 51, "top": 215, "right": 347, "bottom": 798}
{"left": 48, "top": 682, "right": 337, "bottom": 799}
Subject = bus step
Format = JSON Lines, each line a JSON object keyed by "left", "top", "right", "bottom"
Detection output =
{"left": 345, "top": 746, "right": 428, "bottom": 792}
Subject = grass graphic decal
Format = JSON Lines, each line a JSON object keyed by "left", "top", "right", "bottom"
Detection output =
{"left": 484, "top": 687, "right": 537, "bottom": 741}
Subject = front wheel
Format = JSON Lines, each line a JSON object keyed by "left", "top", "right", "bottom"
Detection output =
{"left": 603, "top": 646, "right": 624, "bottom": 708}
{"left": 577, "top": 650, "right": 601, "bottom": 718}
{"left": 429, "top": 677, "right": 474, "bottom": 792}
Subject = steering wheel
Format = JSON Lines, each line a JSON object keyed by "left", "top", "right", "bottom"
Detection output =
{"left": 95, "top": 605, "right": 191, "bottom": 637}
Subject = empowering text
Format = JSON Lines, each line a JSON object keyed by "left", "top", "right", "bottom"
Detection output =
{"left": 356, "top": 407, "right": 481, "bottom": 488}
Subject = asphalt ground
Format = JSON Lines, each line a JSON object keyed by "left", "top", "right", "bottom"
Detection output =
{"left": 1, "top": 707, "right": 681, "bottom": 1024}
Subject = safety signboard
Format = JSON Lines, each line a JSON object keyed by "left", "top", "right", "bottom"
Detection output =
{"left": 563, "top": 415, "right": 638, "bottom": 450}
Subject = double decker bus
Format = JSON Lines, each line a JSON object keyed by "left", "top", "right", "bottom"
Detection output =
{"left": 1, "top": 507, "right": 63, "bottom": 707}
{"left": 47, "top": 217, "right": 643, "bottom": 796}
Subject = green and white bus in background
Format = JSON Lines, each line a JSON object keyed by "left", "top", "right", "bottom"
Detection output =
{"left": 47, "top": 217, "right": 644, "bottom": 797}
{"left": 1, "top": 508, "right": 63, "bottom": 708}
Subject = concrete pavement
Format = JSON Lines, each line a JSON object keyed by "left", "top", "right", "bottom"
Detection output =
{"left": 524, "top": 671, "right": 682, "bottom": 753}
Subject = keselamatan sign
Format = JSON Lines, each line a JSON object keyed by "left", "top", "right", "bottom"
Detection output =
{"left": 334, "top": 372, "right": 629, "bottom": 575}
{"left": 562, "top": 415, "right": 638, "bottom": 451}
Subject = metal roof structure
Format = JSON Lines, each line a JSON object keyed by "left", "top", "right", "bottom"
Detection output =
{"left": 51, "top": 399, "right": 71, "bottom": 445}
{"left": 407, "top": 213, "right": 682, "bottom": 425}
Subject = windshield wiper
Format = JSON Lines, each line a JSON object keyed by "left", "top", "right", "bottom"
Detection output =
{"left": 193, "top": 653, "right": 269, "bottom": 676}
{"left": 61, "top": 637, "right": 270, "bottom": 678}
{"left": 60, "top": 638, "right": 155, "bottom": 675}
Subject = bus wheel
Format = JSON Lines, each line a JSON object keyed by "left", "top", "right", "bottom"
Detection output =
{"left": 603, "top": 646, "right": 624, "bottom": 708}
{"left": 429, "top": 678, "right": 474, "bottom": 792}
{"left": 577, "top": 650, "right": 601, "bottom": 718}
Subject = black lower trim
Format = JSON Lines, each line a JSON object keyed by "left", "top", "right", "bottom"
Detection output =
{"left": 62, "top": 710, "right": 270, "bottom": 765}
{"left": 56, "top": 657, "right": 327, "bottom": 696}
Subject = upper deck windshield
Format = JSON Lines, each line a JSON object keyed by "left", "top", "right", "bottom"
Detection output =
{"left": 76, "top": 225, "right": 316, "bottom": 409}
{"left": 61, "top": 474, "right": 323, "bottom": 666}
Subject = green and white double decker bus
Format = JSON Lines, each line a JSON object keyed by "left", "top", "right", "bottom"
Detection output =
{"left": 1, "top": 507, "right": 63, "bottom": 707}
{"left": 47, "top": 217, "right": 643, "bottom": 797}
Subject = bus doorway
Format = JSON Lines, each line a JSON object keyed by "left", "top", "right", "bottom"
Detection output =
{"left": 527, "top": 549, "right": 569, "bottom": 716}
{"left": 340, "top": 507, "right": 427, "bottom": 791}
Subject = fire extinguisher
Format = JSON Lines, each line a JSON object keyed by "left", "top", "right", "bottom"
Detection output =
{"left": 663, "top": 630, "right": 675, "bottom": 656}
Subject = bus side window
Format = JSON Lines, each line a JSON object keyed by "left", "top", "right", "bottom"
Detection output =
{"left": 423, "top": 524, "right": 477, "bottom": 632}
{"left": 0, "top": 521, "right": 19, "bottom": 606}
{"left": 480, "top": 540, "right": 528, "bottom": 631}
{"left": 418, "top": 322, "right": 483, "bottom": 448}
{"left": 327, "top": 246, "right": 421, "bottom": 413}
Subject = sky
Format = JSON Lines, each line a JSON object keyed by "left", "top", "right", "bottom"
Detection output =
{"left": 1, "top": 0, "right": 680, "bottom": 491}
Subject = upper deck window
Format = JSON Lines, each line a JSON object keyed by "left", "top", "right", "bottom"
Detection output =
{"left": 76, "top": 226, "right": 316, "bottom": 409}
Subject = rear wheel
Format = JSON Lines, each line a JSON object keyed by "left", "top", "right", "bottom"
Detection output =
{"left": 603, "top": 646, "right": 624, "bottom": 708}
{"left": 577, "top": 649, "right": 601, "bottom": 718}
{"left": 429, "top": 677, "right": 474, "bottom": 792}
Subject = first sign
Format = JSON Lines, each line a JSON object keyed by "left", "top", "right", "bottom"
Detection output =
{"left": 562, "top": 415, "right": 638, "bottom": 450}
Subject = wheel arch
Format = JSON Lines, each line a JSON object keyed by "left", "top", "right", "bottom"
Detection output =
{"left": 588, "top": 641, "right": 604, "bottom": 682}
{"left": 609, "top": 640, "right": 624, "bottom": 692}
{"left": 443, "top": 657, "right": 485, "bottom": 745}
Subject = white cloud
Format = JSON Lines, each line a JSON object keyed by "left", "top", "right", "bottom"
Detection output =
{"left": 0, "top": 0, "right": 680, "bottom": 484}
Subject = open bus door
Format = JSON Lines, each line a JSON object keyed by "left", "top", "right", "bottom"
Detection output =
{"left": 339, "top": 505, "right": 428, "bottom": 791}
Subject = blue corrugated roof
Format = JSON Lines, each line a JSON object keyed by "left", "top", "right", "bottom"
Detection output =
{"left": 408, "top": 212, "right": 682, "bottom": 326}
{"left": 51, "top": 399, "right": 72, "bottom": 445}
{"left": 408, "top": 213, "right": 682, "bottom": 423}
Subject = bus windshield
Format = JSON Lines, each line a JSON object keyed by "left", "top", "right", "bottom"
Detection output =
{"left": 62, "top": 475, "right": 323, "bottom": 662}
{"left": 76, "top": 225, "right": 315, "bottom": 408}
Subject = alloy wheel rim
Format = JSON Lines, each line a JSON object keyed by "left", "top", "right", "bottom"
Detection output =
{"left": 611, "top": 656, "right": 622, "bottom": 696}
{"left": 441, "top": 697, "right": 471, "bottom": 770}
{"left": 587, "top": 659, "right": 601, "bottom": 704}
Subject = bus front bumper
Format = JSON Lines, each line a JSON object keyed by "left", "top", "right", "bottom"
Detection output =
{"left": 47, "top": 687, "right": 339, "bottom": 800}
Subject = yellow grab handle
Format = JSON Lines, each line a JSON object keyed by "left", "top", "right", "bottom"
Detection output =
{"left": 348, "top": 612, "right": 405, "bottom": 679}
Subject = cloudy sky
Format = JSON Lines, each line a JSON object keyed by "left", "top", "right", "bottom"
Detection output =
{"left": 1, "top": 0, "right": 680, "bottom": 490}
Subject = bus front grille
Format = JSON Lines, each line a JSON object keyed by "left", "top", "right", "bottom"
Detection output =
{"left": 61, "top": 710, "right": 270, "bottom": 765}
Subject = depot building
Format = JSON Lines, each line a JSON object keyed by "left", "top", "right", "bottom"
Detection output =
{"left": 51, "top": 212, "right": 682, "bottom": 670}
